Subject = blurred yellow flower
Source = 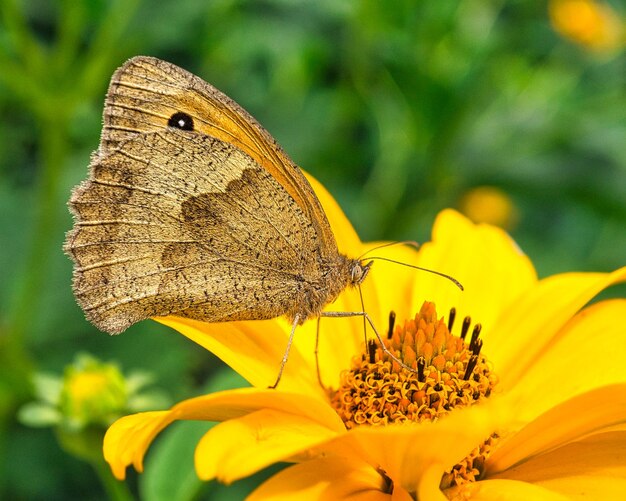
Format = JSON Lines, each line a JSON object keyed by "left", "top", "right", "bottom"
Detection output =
{"left": 19, "top": 353, "right": 169, "bottom": 431}
{"left": 549, "top": 0, "right": 624, "bottom": 50}
{"left": 18, "top": 353, "right": 170, "bottom": 477}
{"left": 103, "top": 176, "right": 626, "bottom": 499}
{"left": 60, "top": 357, "right": 128, "bottom": 428}
{"left": 459, "top": 186, "right": 518, "bottom": 230}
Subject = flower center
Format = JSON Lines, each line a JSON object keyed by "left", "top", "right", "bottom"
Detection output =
{"left": 328, "top": 301, "right": 499, "bottom": 487}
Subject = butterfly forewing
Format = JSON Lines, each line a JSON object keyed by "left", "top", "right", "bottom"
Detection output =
{"left": 100, "top": 57, "right": 338, "bottom": 256}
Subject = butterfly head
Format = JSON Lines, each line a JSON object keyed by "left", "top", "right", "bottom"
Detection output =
{"left": 350, "top": 260, "right": 373, "bottom": 286}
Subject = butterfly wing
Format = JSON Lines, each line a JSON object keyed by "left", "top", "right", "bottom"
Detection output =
{"left": 99, "top": 56, "right": 339, "bottom": 260}
{"left": 66, "top": 128, "right": 333, "bottom": 334}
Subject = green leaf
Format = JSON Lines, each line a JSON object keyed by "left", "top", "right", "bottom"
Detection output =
{"left": 32, "top": 372, "right": 63, "bottom": 406}
{"left": 18, "top": 402, "right": 61, "bottom": 427}
{"left": 140, "top": 420, "right": 213, "bottom": 501}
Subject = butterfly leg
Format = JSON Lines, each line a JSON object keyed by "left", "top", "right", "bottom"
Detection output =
{"left": 268, "top": 313, "right": 301, "bottom": 389}
{"left": 314, "top": 317, "right": 327, "bottom": 390}
{"left": 321, "top": 311, "right": 417, "bottom": 374}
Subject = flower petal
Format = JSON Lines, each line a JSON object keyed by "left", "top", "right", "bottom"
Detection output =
{"left": 194, "top": 408, "right": 339, "bottom": 482}
{"left": 487, "top": 383, "right": 626, "bottom": 474}
{"left": 507, "top": 299, "right": 626, "bottom": 422}
{"left": 248, "top": 456, "right": 413, "bottom": 501}
{"left": 410, "top": 210, "right": 537, "bottom": 339}
{"left": 155, "top": 316, "right": 326, "bottom": 398}
{"left": 488, "top": 430, "right": 626, "bottom": 499}
{"left": 104, "top": 388, "right": 344, "bottom": 479}
{"left": 310, "top": 397, "right": 513, "bottom": 495}
{"left": 446, "top": 478, "right": 570, "bottom": 500}
{"left": 360, "top": 241, "right": 425, "bottom": 328}
{"left": 104, "top": 411, "right": 169, "bottom": 479}
{"left": 419, "top": 464, "right": 450, "bottom": 501}
{"left": 491, "top": 267, "right": 626, "bottom": 390}
{"left": 303, "top": 172, "right": 363, "bottom": 256}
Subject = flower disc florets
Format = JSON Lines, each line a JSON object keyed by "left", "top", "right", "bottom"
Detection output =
{"left": 330, "top": 301, "right": 499, "bottom": 486}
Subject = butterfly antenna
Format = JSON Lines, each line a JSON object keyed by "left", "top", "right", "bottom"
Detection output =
{"left": 367, "top": 256, "right": 464, "bottom": 291}
{"left": 357, "top": 240, "right": 419, "bottom": 260}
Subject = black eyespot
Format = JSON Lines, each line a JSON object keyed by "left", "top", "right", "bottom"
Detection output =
{"left": 168, "top": 112, "right": 194, "bottom": 131}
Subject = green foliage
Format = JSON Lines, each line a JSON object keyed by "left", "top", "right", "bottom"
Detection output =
{"left": 1, "top": 0, "right": 624, "bottom": 499}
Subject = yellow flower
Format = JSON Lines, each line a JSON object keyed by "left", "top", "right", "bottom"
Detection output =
{"left": 458, "top": 186, "right": 518, "bottom": 230}
{"left": 60, "top": 357, "right": 128, "bottom": 429}
{"left": 103, "top": 175, "right": 626, "bottom": 499}
{"left": 549, "top": 0, "right": 624, "bottom": 51}
{"left": 19, "top": 353, "right": 169, "bottom": 431}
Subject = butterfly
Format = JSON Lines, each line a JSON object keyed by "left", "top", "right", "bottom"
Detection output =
{"left": 65, "top": 56, "right": 391, "bottom": 385}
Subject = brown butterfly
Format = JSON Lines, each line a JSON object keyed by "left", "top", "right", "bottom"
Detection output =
{"left": 66, "top": 56, "right": 395, "bottom": 385}
{"left": 65, "top": 57, "right": 463, "bottom": 385}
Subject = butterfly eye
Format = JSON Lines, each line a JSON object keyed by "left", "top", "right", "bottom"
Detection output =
{"left": 168, "top": 112, "right": 194, "bottom": 131}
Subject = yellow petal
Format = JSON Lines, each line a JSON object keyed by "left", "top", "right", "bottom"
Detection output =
{"left": 488, "top": 430, "right": 626, "bottom": 499}
{"left": 311, "top": 396, "right": 513, "bottom": 495}
{"left": 507, "top": 299, "right": 626, "bottom": 423}
{"left": 248, "top": 456, "right": 413, "bottom": 501}
{"left": 419, "top": 464, "right": 450, "bottom": 501}
{"left": 491, "top": 267, "right": 626, "bottom": 390}
{"left": 155, "top": 316, "right": 326, "bottom": 397}
{"left": 303, "top": 172, "right": 363, "bottom": 256}
{"left": 104, "top": 411, "right": 171, "bottom": 479}
{"left": 409, "top": 210, "right": 537, "bottom": 340}
{"left": 360, "top": 240, "right": 425, "bottom": 327}
{"left": 104, "top": 388, "right": 344, "bottom": 479}
{"left": 487, "top": 383, "right": 626, "bottom": 474}
{"left": 195, "top": 408, "right": 340, "bottom": 482}
{"left": 446, "top": 478, "right": 570, "bottom": 500}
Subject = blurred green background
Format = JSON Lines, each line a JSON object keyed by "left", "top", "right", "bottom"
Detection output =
{"left": 1, "top": 0, "right": 624, "bottom": 499}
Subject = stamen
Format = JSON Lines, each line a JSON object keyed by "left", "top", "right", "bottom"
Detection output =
{"left": 417, "top": 357, "right": 426, "bottom": 383}
{"left": 387, "top": 311, "right": 396, "bottom": 339}
{"left": 471, "top": 338, "right": 483, "bottom": 357}
{"left": 460, "top": 316, "right": 471, "bottom": 340}
{"left": 463, "top": 354, "right": 479, "bottom": 380}
{"left": 469, "top": 323, "right": 482, "bottom": 349}
{"left": 447, "top": 307, "right": 456, "bottom": 332}
{"left": 368, "top": 340, "right": 377, "bottom": 364}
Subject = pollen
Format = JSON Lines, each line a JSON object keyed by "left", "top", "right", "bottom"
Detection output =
{"left": 329, "top": 301, "right": 499, "bottom": 487}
